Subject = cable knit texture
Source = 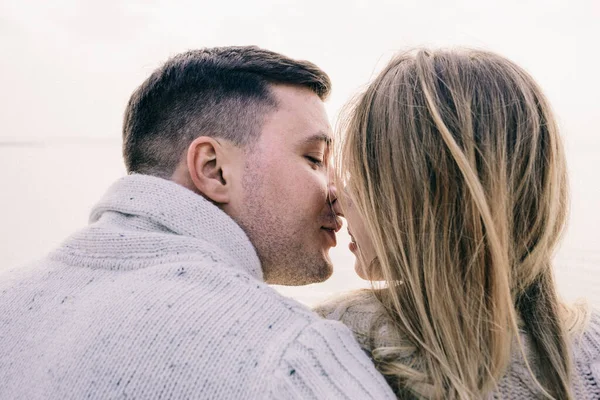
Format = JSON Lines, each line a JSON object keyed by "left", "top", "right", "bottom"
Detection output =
{"left": 315, "top": 290, "right": 600, "bottom": 399}
{"left": 0, "top": 175, "right": 395, "bottom": 400}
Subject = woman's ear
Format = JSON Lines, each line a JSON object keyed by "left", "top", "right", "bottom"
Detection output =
{"left": 186, "top": 136, "right": 230, "bottom": 204}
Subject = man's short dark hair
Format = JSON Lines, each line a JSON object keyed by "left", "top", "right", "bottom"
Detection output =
{"left": 122, "top": 46, "right": 331, "bottom": 177}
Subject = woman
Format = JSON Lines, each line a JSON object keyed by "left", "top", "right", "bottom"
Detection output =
{"left": 316, "top": 49, "right": 599, "bottom": 399}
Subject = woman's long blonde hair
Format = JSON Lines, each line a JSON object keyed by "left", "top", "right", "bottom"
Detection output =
{"left": 338, "top": 49, "right": 587, "bottom": 399}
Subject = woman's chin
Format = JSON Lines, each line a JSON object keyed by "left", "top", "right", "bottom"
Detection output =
{"left": 354, "top": 259, "right": 385, "bottom": 281}
{"left": 354, "top": 262, "right": 371, "bottom": 281}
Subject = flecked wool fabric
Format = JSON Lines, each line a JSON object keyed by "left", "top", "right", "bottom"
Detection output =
{"left": 0, "top": 175, "right": 395, "bottom": 400}
{"left": 316, "top": 289, "right": 600, "bottom": 399}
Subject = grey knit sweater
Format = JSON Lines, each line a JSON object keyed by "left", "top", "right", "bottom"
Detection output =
{"left": 315, "top": 290, "right": 600, "bottom": 399}
{"left": 0, "top": 175, "right": 395, "bottom": 400}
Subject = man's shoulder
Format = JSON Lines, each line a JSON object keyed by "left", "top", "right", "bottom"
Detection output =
{"left": 0, "top": 255, "right": 329, "bottom": 397}
{"left": 0, "top": 244, "right": 318, "bottom": 332}
{"left": 105, "top": 258, "right": 322, "bottom": 342}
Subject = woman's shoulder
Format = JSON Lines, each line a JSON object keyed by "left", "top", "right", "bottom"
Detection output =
{"left": 314, "top": 289, "right": 396, "bottom": 351}
{"left": 577, "top": 308, "right": 600, "bottom": 361}
{"left": 314, "top": 288, "right": 383, "bottom": 321}
{"left": 563, "top": 308, "right": 600, "bottom": 398}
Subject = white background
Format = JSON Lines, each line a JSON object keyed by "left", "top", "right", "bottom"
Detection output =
{"left": 1, "top": 0, "right": 598, "bottom": 306}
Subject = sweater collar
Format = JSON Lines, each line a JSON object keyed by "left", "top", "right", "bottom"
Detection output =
{"left": 89, "top": 174, "right": 263, "bottom": 281}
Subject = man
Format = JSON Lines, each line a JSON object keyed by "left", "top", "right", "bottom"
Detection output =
{"left": 0, "top": 46, "right": 395, "bottom": 399}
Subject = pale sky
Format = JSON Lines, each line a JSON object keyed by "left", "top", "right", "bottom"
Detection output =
{"left": 1, "top": 0, "right": 599, "bottom": 305}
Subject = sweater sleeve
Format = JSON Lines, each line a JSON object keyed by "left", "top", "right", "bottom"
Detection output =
{"left": 586, "top": 312, "right": 600, "bottom": 391}
{"left": 268, "top": 318, "right": 396, "bottom": 399}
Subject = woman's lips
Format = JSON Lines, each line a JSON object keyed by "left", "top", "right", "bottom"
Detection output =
{"left": 349, "top": 241, "right": 358, "bottom": 253}
{"left": 348, "top": 230, "right": 357, "bottom": 252}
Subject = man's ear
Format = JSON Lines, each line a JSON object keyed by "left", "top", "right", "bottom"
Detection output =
{"left": 186, "top": 136, "right": 230, "bottom": 204}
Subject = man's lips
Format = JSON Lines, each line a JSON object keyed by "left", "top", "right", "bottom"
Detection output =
{"left": 321, "top": 217, "right": 342, "bottom": 247}
{"left": 322, "top": 217, "right": 343, "bottom": 233}
{"left": 321, "top": 227, "right": 337, "bottom": 247}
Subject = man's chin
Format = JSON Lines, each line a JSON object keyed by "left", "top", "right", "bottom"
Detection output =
{"left": 308, "top": 256, "right": 334, "bottom": 284}
{"left": 265, "top": 260, "right": 333, "bottom": 286}
{"left": 307, "top": 262, "right": 334, "bottom": 284}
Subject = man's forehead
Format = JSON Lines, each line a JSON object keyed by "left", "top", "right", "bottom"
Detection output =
{"left": 262, "top": 84, "right": 332, "bottom": 146}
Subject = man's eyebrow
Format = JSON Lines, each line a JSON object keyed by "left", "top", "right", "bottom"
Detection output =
{"left": 301, "top": 132, "right": 333, "bottom": 147}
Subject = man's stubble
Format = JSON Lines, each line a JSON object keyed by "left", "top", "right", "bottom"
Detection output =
{"left": 235, "top": 158, "right": 333, "bottom": 286}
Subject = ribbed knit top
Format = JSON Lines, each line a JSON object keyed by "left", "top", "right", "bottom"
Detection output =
{"left": 0, "top": 175, "right": 395, "bottom": 400}
{"left": 316, "top": 290, "right": 600, "bottom": 399}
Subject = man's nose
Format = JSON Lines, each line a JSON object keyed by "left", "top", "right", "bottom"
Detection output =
{"left": 327, "top": 181, "right": 344, "bottom": 217}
